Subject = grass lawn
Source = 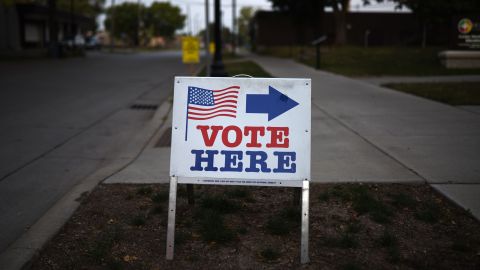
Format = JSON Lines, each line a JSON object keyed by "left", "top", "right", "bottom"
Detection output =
{"left": 384, "top": 82, "right": 480, "bottom": 105}
{"left": 259, "top": 46, "right": 480, "bottom": 77}
{"left": 198, "top": 59, "right": 272, "bottom": 77}
{"left": 224, "top": 60, "right": 272, "bottom": 77}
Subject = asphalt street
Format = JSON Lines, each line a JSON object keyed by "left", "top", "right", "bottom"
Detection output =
{"left": 0, "top": 51, "right": 187, "bottom": 253}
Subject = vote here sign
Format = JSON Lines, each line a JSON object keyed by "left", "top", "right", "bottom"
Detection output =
{"left": 170, "top": 77, "right": 311, "bottom": 187}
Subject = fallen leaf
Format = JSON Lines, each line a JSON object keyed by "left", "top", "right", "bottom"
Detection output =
{"left": 123, "top": 255, "right": 138, "bottom": 262}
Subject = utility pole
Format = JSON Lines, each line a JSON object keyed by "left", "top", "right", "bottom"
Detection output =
{"left": 187, "top": 4, "right": 192, "bottom": 35}
{"left": 205, "top": 0, "right": 211, "bottom": 76}
{"left": 69, "top": 0, "right": 74, "bottom": 41}
{"left": 110, "top": 0, "right": 116, "bottom": 51}
{"left": 137, "top": 0, "right": 141, "bottom": 47}
{"left": 210, "top": 0, "right": 227, "bottom": 76}
{"left": 47, "top": 0, "right": 60, "bottom": 58}
{"left": 232, "top": 0, "right": 236, "bottom": 55}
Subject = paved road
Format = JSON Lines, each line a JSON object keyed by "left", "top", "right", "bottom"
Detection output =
{"left": 0, "top": 51, "right": 187, "bottom": 253}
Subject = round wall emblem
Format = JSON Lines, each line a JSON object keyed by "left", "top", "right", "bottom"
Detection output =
{"left": 458, "top": 18, "right": 473, "bottom": 34}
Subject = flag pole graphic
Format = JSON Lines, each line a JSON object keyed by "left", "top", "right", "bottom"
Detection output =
{"left": 185, "top": 105, "right": 189, "bottom": 141}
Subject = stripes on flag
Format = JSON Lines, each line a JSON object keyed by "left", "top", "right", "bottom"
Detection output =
{"left": 187, "top": 86, "right": 240, "bottom": 120}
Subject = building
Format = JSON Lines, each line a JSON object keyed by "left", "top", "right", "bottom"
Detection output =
{"left": 0, "top": 3, "right": 95, "bottom": 53}
{"left": 250, "top": 11, "right": 449, "bottom": 50}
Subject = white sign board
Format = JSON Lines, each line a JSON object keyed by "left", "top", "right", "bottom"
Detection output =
{"left": 167, "top": 77, "right": 312, "bottom": 263}
{"left": 170, "top": 77, "right": 311, "bottom": 187}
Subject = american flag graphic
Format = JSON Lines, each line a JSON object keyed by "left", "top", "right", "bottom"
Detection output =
{"left": 184, "top": 85, "right": 239, "bottom": 141}
{"left": 187, "top": 86, "right": 239, "bottom": 120}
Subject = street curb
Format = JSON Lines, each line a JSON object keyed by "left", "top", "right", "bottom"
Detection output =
{"left": 0, "top": 98, "right": 172, "bottom": 270}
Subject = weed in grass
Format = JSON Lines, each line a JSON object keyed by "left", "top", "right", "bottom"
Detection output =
{"left": 343, "top": 188, "right": 393, "bottom": 224}
{"left": 379, "top": 229, "right": 397, "bottom": 247}
{"left": 237, "top": 227, "right": 248, "bottom": 235}
{"left": 265, "top": 206, "right": 300, "bottom": 235}
{"left": 280, "top": 206, "right": 301, "bottom": 223}
{"left": 197, "top": 209, "right": 234, "bottom": 243}
{"left": 415, "top": 201, "right": 441, "bottom": 223}
{"left": 318, "top": 191, "right": 331, "bottom": 202}
{"left": 369, "top": 208, "right": 393, "bottom": 224}
{"left": 330, "top": 185, "right": 370, "bottom": 202}
{"left": 151, "top": 191, "right": 169, "bottom": 203}
{"left": 187, "top": 254, "right": 200, "bottom": 262}
{"left": 260, "top": 247, "right": 280, "bottom": 261}
{"left": 390, "top": 193, "right": 417, "bottom": 209}
{"left": 182, "top": 218, "right": 193, "bottom": 228}
{"left": 124, "top": 194, "right": 134, "bottom": 201}
{"left": 378, "top": 229, "right": 401, "bottom": 263}
{"left": 387, "top": 245, "right": 401, "bottom": 263}
{"left": 339, "top": 233, "right": 359, "bottom": 249}
{"left": 201, "top": 195, "right": 240, "bottom": 214}
{"left": 341, "top": 261, "right": 362, "bottom": 270}
{"left": 88, "top": 225, "right": 122, "bottom": 263}
{"left": 324, "top": 233, "right": 359, "bottom": 249}
{"left": 130, "top": 215, "right": 146, "bottom": 226}
{"left": 346, "top": 221, "right": 362, "bottom": 234}
{"left": 451, "top": 239, "right": 473, "bottom": 252}
{"left": 177, "top": 186, "right": 188, "bottom": 198}
{"left": 107, "top": 259, "right": 123, "bottom": 270}
{"left": 151, "top": 205, "right": 163, "bottom": 215}
{"left": 175, "top": 230, "right": 190, "bottom": 246}
{"left": 226, "top": 187, "right": 250, "bottom": 198}
{"left": 136, "top": 186, "right": 153, "bottom": 196}
{"left": 266, "top": 215, "right": 291, "bottom": 235}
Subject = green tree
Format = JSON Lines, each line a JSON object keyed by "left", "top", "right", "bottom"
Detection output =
{"left": 104, "top": 2, "right": 144, "bottom": 45}
{"left": 237, "top": 6, "right": 254, "bottom": 47}
{"left": 144, "top": 2, "right": 185, "bottom": 39}
{"left": 57, "top": 0, "right": 105, "bottom": 18}
{"left": 1, "top": 0, "right": 105, "bottom": 18}
{"left": 269, "top": 0, "right": 350, "bottom": 45}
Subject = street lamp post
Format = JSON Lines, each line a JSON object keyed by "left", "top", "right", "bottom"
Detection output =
{"left": 110, "top": 0, "right": 116, "bottom": 51}
{"left": 137, "top": 0, "right": 141, "bottom": 47}
{"left": 47, "top": 0, "right": 60, "bottom": 58}
{"left": 204, "top": 0, "right": 211, "bottom": 76}
{"left": 232, "top": 0, "right": 236, "bottom": 55}
{"left": 210, "top": 0, "right": 227, "bottom": 77}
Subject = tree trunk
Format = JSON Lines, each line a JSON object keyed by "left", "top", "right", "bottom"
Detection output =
{"left": 333, "top": 0, "right": 349, "bottom": 46}
{"left": 311, "top": 0, "right": 325, "bottom": 38}
{"left": 421, "top": 21, "right": 427, "bottom": 48}
{"left": 47, "top": 0, "right": 60, "bottom": 57}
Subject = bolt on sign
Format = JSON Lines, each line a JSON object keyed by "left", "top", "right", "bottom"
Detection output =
{"left": 166, "top": 77, "right": 311, "bottom": 263}
{"left": 182, "top": 36, "right": 200, "bottom": 64}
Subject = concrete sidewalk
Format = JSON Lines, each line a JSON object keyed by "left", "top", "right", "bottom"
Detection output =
{"left": 105, "top": 55, "right": 480, "bottom": 219}
{"left": 359, "top": 75, "right": 480, "bottom": 86}
{"left": 249, "top": 55, "right": 480, "bottom": 219}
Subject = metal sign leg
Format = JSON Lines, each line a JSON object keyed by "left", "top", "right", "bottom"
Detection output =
{"left": 301, "top": 180, "right": 310, "bottom": 264}
{"left": 166, "top": 176, "right": 178, "bottom": 260}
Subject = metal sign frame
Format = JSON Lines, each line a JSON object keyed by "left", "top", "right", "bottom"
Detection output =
{"left": 166, "top": 77, "right": 311, "bottom": 264}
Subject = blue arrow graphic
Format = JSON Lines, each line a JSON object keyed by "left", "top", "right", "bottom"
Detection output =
{"left": 246, "top": 86, "right": 299, "bottom": 121}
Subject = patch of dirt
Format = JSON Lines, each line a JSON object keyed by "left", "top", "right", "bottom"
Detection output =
{"left": 31, "top": 183, "right": 480, "bottom": 270}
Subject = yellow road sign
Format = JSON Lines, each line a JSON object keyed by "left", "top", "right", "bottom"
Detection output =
{"left": 209, "top": 42, "right": 215, "bottom": 54}
{"left": 182, "top": 36, "right": 200, "bottom": 64}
